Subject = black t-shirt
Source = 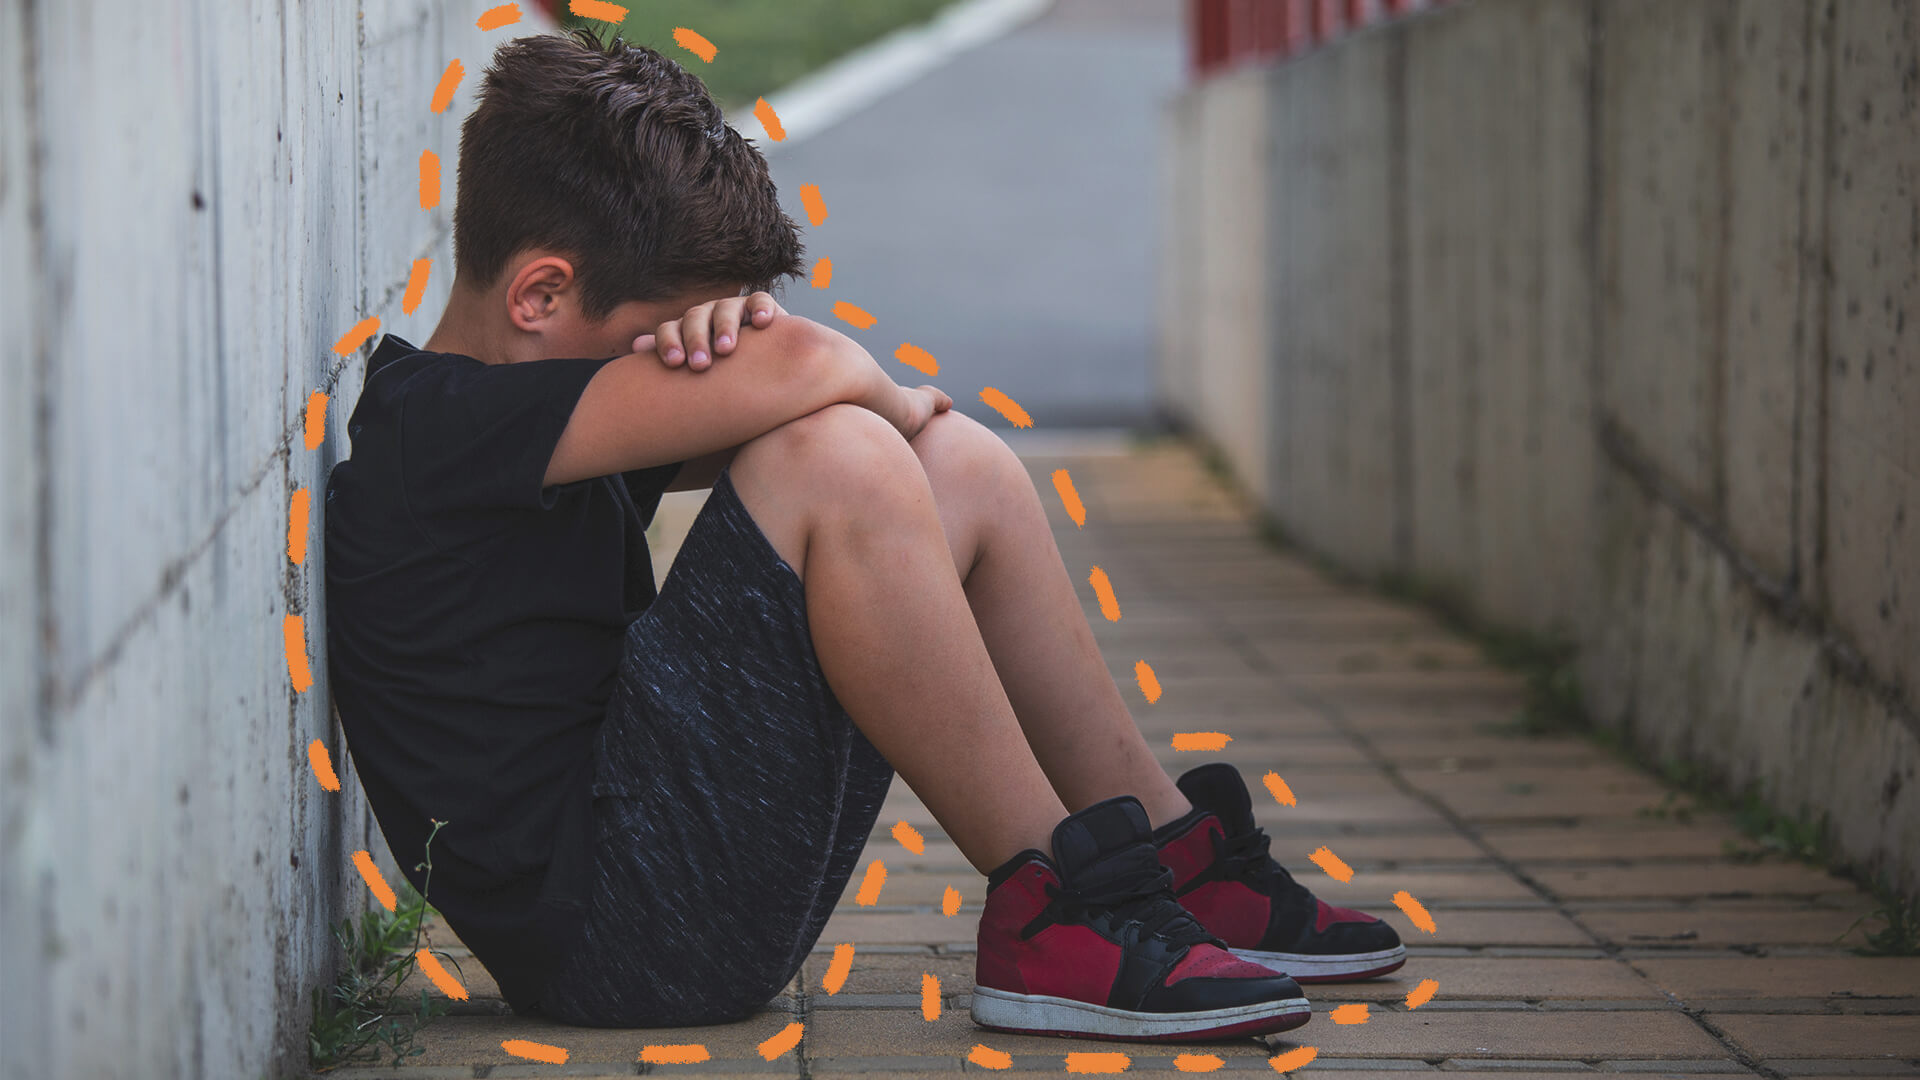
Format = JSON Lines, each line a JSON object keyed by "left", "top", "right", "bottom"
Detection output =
{"left": 323, "top": 333, "right": 683, "bottom": 1012}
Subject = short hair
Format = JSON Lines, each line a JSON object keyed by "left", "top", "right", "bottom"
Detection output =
{"left": 452, "top": 27, "right": 805, "bottom": 319}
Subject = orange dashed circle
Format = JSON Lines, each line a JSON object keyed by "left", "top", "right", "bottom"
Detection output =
{"left": 298, "top": 6, "right": 1443, "bottom": 1070}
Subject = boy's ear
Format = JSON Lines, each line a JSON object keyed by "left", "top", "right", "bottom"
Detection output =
{"left": 504, "top": 255, "right": 578, "bottom": 333}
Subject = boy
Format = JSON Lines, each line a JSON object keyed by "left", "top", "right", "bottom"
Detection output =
{"left": 323, "top": 28, "right": 1404, "bottom": 1043}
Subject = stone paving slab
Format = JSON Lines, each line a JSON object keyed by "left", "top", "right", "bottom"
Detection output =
{"left": 329, "top": 442, "right": 1917, "bottom": 1078}
{"left": 1570, "top": 904, "right": 1880, "bottom": 948}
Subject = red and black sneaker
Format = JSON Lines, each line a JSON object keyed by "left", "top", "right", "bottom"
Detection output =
{"left": 1153, "top": 763, "right": 1407, "bottom": 982}
{"left": 971, "top": 794, "right": 1311, "bottom": 1043}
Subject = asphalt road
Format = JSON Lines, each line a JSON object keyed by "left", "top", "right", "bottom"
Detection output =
{"left": 762, "top": 0, "right": 1187, "bottom": 431}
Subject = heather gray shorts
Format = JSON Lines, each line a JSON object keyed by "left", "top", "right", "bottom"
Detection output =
{"left": 531, "top": 465, "right": 896, "bottom": 1027}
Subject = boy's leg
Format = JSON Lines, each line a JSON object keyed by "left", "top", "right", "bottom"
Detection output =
{"left": 726, "top": 405, "right": 1185, "bottom": 876}
{"left": 902, "top": 411, "right": 1194, "bottom": 828}
{"left": 726, "top": 403, "right": 1069, "bottom": 875}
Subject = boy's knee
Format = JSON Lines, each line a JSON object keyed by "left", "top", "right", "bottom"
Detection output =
{"left": 742, "top": 402, "right": 925, "bottom": 501}
{"left": 909, "top": 408, "right": 1025, "bottom": 489}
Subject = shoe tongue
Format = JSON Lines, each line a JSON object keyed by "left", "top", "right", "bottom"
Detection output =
{"left": 1050, "top": 796, "right": 1154, "bottom": 886}
{"left": 1174, "top": 763, "right": 1256, "bottom": 837}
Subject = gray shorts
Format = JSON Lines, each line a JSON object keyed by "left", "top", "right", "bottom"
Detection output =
{"left": 530, "top": 465, "right": 896, "bottom": 1027}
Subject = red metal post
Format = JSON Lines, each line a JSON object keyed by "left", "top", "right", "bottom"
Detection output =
{"left": 1280, "top": 0, "right": 1310, "bottom": 56}
{"left": 1251, "top": 0, "right": 1287, "bottom": 61}
{"left": 1190, "top": 0, "right": 1231, "bottom": 75}
{"left": 1310, "top": 0, "right": 1344, "bottom": 43}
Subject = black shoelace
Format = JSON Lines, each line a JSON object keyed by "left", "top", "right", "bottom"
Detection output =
{"left": 1021, "top": 859, "right": 1219, "bottom": 949}
{"left": 1174, "top": 824, "right": 1300, "bottom": 898}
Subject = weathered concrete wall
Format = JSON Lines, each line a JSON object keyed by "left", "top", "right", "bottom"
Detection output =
{"left": 0, "top": 4, "right": 528, "bottom": 1077}
{"left": 1160, "top": 0, "right": 1920, "bottom": 894}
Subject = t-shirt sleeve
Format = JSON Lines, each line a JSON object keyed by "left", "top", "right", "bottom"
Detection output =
{"left": 397, "top": 354, "right": 619, "bottom": 543}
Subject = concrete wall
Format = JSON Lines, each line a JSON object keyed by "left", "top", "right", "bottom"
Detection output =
{"left": 1160, "top": 0, "right": 1920, "bottom": 894}
{"left": 1, "top": 4, "right": 529, "bottom": 1077}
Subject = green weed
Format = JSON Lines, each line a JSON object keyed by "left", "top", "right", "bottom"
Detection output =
{"left": 1839, "top": 880, "right": 1920, "bottom": 956}
{"left": 308, "top": 820, "right": 462, "bottom": 1073}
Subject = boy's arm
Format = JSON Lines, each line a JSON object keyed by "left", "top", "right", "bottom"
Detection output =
{"left": 663, "top": 445, "right": 738, "bottom": 492}
{"left": 545, "top": 315, "right": 909, "bottom": 489}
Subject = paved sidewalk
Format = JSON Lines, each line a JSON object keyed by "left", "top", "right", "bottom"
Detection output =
{"left": 763, "top": 0, "right": 1186, "bottom": 428}
{"left": 336, "top": 438, "right": 1919, "bottom": 1079}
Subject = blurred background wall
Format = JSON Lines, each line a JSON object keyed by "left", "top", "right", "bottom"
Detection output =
{"left": 0, "top": 3, "right": 511, "bottom": 1076}
{"left": 1161, "top": 0, "right": 1919, "bottom": 894}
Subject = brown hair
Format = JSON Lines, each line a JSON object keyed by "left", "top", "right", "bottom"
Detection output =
{"left": 452, "top": 27, "right": 805, "bottom": 319}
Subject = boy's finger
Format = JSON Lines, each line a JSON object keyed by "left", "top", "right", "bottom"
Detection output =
{"left": 748, "top": 291, "right": 779, "bottom": 325}
{"left": 712, "top": 297, "right": 746, "bottom": 354}
{"left": 681, "top": 307, "right": 713, "bottom": 371}
{"left": 656, "top": 321, "right": 685, "bottom": 366}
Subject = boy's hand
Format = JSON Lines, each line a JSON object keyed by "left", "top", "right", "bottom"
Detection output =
{"left": 634, "top": 291, "right": 785, "bottom": 372}
{"left": 895, "top": 384, "right": 952, "bottom": 441}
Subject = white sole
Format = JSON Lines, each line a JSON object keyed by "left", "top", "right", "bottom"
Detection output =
{"left": 969, "top": 985, "right": 1311, "bottom": 1040}
{"left": 1231, "top": 944, "right": 1408, "bottom": 981}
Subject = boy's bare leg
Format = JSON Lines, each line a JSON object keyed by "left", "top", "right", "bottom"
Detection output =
{"left": 901, "top": 411, "right": 1193, "bottom": 830}
{"left": 726, "top": 403, "right": 1069, "bottom": 875}
{"left": 726, "top": 405, "right": 1188, "bottom": 878}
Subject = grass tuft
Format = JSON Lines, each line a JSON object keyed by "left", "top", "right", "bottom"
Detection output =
{"left": 308, "top": 820, "right": 460, "bottom": 1073}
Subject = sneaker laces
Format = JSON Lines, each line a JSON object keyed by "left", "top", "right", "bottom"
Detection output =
{"left": 1021, "top": 852, "right": 1220, "bottom": 949}
{"left": 1175, "top": 824, "right": 1300, "bottom": 897}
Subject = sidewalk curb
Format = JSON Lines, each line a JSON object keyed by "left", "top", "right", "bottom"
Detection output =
{"left": 728, "top": 0, "right": 1056, "bottom": 149}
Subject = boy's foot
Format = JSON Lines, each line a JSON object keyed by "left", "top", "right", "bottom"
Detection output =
{"left": 971, "top": 795, "right": 1312, "bottom": 1043}
{"left": 1152, "top": 763, "right": 1407, "bottom": 982}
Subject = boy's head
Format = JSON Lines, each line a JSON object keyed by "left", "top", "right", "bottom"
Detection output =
{"left": 444, "top": 28, "right": 804, "bottom": 358}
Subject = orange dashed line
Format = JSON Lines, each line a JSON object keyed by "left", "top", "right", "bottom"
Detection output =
{"left": 755, "top": 96, "right": 785, "bottom": 140}
{"left": 1171, "top": 732, "right": 1231, "bottom": 752}
{"left": 419, "top": 149, "right": 440, "bottom": 209}
{"left": 1309, "top": 846, "right": 1354, "bottom": 883}
{"left": 833, "top": 301, "right": 876, "bottom": 329}
{"left": 641, "top": 1045, "right": 710, "bottom": 1064}
{"left": 1330, "top": 1002, "right": 1369, "bottom": 1024}
{"left": 921, "top": 973, "right": 940, "bottom": 1020}
{"left": 822, "top": 943, "right": 855, "bottom": 994}
{"left": 1175, "top": 1053, "right": 1224, "bottom": 1072}
{"left": 758, "top": 1021, "right": 803, "bottom": 1060}
{"left": 1051, "top": 469, "right": 1086, "bottom": 527}
{"left": 476, "top": 3, "right": 520, "bottom": 30}
{"left": 1405, "top": 978, "right": 1439, "bottom": 1010}
{"left": 1263, "top": 771, "right": 1296, "bottom": 807}
{"left": 854, "top": 859, "right": 886, "bottom": 905}
{"left": 570, "top": 0, "right": 628, "bottom": 23}
{"left": 304, "top": 391, "right": 328, "bottom": 449}
{"left": 893, "top": 821, "right": 925, "bottom": 853}
{"left": 307, "top": 739, "right": 340, "bottom": 792}
{"left": 332, "top": 319, "right": 378, "bottom": 357}
{"left": 1134, "top": 660, "right": 1162, "bottom": 703}
{"left": 894, "top": 343, "right": 939, "bottom": 375}
{"left": 969, "top": 1044, "right": 1013, "bottom": 1070}
{"left": 1268, "top": 1046, "right": 1318, "bottom": 1073}
{"left": 811, "top": 257, "right": 833, "bottom": 288}
{"left": 1087, "top": 566, "right": 1121, "bottom": 620}
{"left": 403, "top": 258, "right": 432, "bottom": 315}
{"left": 979, "top": 386, "right": 1033, "bottom": 428}
{"left": 1393, "top": 889, "right": 1438, "bottom": 934}
{"left": 1066, "top": 1051, "right": 1130, "bottom": 1073}
{"left": 501, "top": 1039, "right": 567, "bottom": 1064}
{"left": 283, "top": 615, "right": 312, "bottom": 693}
{"left": 416, "top": 948, "right": 469, "bottom": 1000}
{"left": 288, "top": 489, "right": 310, "bottom": 564}
{"left": 673, "top": 27, "right": 717, "bottom": 62}
{"left": 942, "top": 886, "right": 962, "bottom": 916}
{"left": 799, "top": 184, "right": 828, "bottom": 225}
{"left": 352, "top": 850, "right": 396, "bottom": 911}
{"left": 429, "top": 59, "right": 463, "bottom": 114}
